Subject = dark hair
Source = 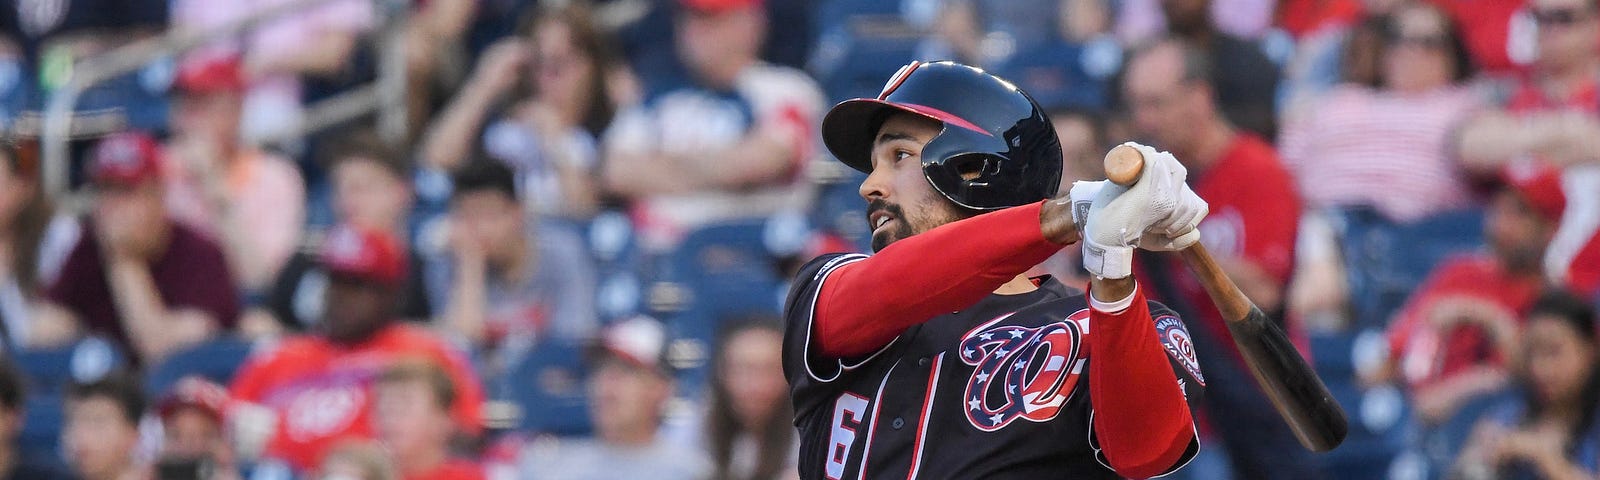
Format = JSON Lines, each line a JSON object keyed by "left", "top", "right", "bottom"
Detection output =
{"left": 1356, "top": 3, "right": 1477, "bottom": 87}
{"left": 450, "top": 160, "right": 518, "bottom": 202}
{"left": 0, "top": 359, "right": 23, "bottom": 411}
{"left": 1, "top": 137, "right": 53, "bottom": 294}
{"left": 517, "top": 4, "right": 619, "bottom": 136}
{"left": 706, "top": 319, "right": 793, "bottom": 480}
{"left": 318, "top": 127, "right": 413, "bottom": 180}
{"left": 377, "top": 358, "right": 456, "bottom": 411}
{"left": 1521, "top": 289, "right": 1600, "bottom": 442}
{"left": 67, "top": 371, "right": 146, "bottom": 426}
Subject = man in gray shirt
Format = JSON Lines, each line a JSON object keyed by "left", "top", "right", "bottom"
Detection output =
{"left": 425, "top": 160, "right": 597, "bottom": 367}
{"left": 520, "top": 316, "right": 711, "bottom": 479}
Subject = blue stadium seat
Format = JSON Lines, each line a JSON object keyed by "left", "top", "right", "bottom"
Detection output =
{"left": 501, "top": 339, "right": 592, "bottom": 436}
{"left": 1337, "top": 208, "right": 1486, "bottom": 330}
{"left": 807, "top": 6, "right": 922, "bottom": 104}
{"left": 144, "top": 337, "right": 254, "bottom": 399}
{"left": 656, "top": 219, "right": 799, "bottom": 396}
{"left": 1309, "top": 330, "right": 1412, "bottom": 478}
{"left": 810, "top": 172, "right": 872, "bottom": 253}
{"left": 18, "top": 392, "right": 65, "bottom": 471}
{"left": 13, "top": 337, "right": 126, "bottom": 394}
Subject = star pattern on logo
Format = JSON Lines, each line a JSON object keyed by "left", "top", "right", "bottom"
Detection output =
{"left": 989, "top": 412, "right": 1005, "bottom": 425}
{"left": 1009, "top": 330, "right": 1024, "bottom": 338}
{"left": 979, "top": 332, "right": 993, "bottom": 341}
{"left": 1013, "top": 360, "right": 1027, "bottom": 371}
{"left": 968, "top": 398, "right": 982, "bottom": 411}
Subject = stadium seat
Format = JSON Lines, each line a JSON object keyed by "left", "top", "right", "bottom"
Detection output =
{"left": 13, "top": 337, "right": 126, "bottom": 394}
{"left": 18, "top": 392, "right": 66, "bottom": 471}
{"left": 501, "top": 338, "right": 592, "bottom": 436}
{"left": 655, "top": 219, "right": 799, "bottom": 396}
{"left": 809, "top": 172, "right": 873, "bottom": 253}
{"left": 807, "top": 4, "right": 922, "bottom": 104}
{"left": 1337, "top": 208, "right": 1486, "bottom": 330}
{"left": 143, "top": 337, "right": 254, "bottom": 399}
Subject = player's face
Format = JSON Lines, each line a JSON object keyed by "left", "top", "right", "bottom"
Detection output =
{"left": 860, "top": 113, "right": 968, "bottom": 252}
{"left": 1521, "top": 314, "right": 1597, "bottom": 407}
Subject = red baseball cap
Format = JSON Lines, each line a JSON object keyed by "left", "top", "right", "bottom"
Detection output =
{"left": 319, "top": 224, "right": 406, "bottom": 287}
{"left": 89, "top": 132, "right": 164, "bottom": 186}
{"left": 679, "top": 0, "right": 762, "bottom": 13}
{"left": 173, "top": 53, "right": 247, "bottom": 94}
{"left": 157, "top": 376, "right": 231, "bottom": 423}
{"left": 1502, "top": 164, "right": 1566, "bottom": 222}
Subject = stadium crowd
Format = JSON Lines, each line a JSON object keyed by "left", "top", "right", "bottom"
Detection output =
{"left": 0, "top": 0, "right": 1597, "bottom": 478}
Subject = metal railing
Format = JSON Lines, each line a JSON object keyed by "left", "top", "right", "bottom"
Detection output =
{"left": 40, "top": 0, "right": 410, "bottom": 198}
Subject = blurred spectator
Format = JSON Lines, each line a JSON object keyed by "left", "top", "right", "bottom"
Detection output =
{"left": 1122, "top": 39, "right": 1309, "bottom": 479}
{"left": 155, "top": 376, "right": 241, "bottom": 480}
{"left": 1278, "top": 1, "right": 1386, "bottom": 117}
{"left": 702, "top": 320, "right": 797, "bottom": 480}
{"left": 0, "top": 138, "right": 77, "bottom": 351}
{"left": 63, "top": 372, "right": 145, "bottom": 480}
{"left": 991, "top": 0, "right": 1123, "bottom": 112}
{"left": 601, "top": 0, "right": 824, "bottom": 250}
{"left": 40, "top": 132, "right": 240, "bottom": 364}
{"left": 1156, "top": 0, "right": 1281, "bottom": 139}
{"left": 1028, "top": 109, "right": 1105, "bottom": 288}
{"left": 163, "top": 53, "right": 306, "bottom": 295}
{"left": 0, "top": 359, "right": 70, "bottom": 479}
{"left": 171, "top": 0, "right": 375, "bottom": 142}
{"left": 229, "top": 225, "right": 485, "bottom": 474}
{"left": 425, "top": 161, "right": 596, "bottom": 364}
{"left": 1375, "top": 170, "right": 1563, "bottom": 424}
{"left": 520, "top": 317, "right": 711, "bottom": 479}
{"left": 1454, "top": 290, "right": 1600, "bottom": 479}
{"left": 923, "top": 0, "right": 1062, "bottom": 66}
{"left": 401, "top": 0, "right": 477, "bottom": 139}
{"left": 373, "top": 359, "right": 485, "bottom": 480}
{"left": 1456, "top": 0, "right": 1600, "bottom": 297}
{"left": 1432, "top": 0, "right": 1539, "bottom": 75}
{"left": 258, "top": 131, "right": 430, "bottom": 336}
{"left": 1279, "top": 2, "right": 1481, "bottom": 223}
{"left": 317, "top": 441, "right": 398, "bottom": 480}
{"left": 422, "top": 4, "right": 618, "bottom": 219}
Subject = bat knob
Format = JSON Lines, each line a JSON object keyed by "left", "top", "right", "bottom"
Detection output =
{"left": 1104, "top": 145, "right": 1145, "bottom": 187}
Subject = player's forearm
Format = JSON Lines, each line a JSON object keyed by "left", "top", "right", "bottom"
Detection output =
{"left": 1085, "top": 283, "right": 1196, "bottom": 479}
{"left": 815, "top": 202, "right": 1066, "bottom": 357}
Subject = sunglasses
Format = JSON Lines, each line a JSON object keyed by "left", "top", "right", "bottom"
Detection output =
{"left": 1532, "top": 7, "right": 1597, "bottom": 26}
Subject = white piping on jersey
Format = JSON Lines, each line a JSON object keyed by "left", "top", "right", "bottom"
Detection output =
{"left": 905, "top": 353, "right": 945, "bottom": 480}
{"left": 856, "top": 359, "right": 899, "bottom": 480}
{"left": 802, "top": 254, "right": 899, "bottom": 383}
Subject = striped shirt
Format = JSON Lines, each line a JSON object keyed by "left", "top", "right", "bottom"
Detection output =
{"left": 1279, "top": 85, "right": 1482, "bottom": 222}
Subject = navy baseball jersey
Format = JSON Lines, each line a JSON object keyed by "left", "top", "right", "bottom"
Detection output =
{"left": 783, "top": 253, "right": 1205, "bottom": 479}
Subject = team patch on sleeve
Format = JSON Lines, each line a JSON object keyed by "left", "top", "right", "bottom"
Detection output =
{"left": 1154, "top": 316, "right": 1205, "bottom": 386}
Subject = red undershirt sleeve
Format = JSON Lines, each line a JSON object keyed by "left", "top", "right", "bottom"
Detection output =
{"left": 1087, "top": 283, "right": 1197, "bottom": 478}
{"left": 814, "top": 201, "right": 1066, "bottom": 358}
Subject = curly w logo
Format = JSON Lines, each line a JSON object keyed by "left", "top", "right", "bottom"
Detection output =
{"left": 958, "top": 309, "right": 1091, "bottom": 431}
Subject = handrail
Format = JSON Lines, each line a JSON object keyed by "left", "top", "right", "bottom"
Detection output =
{"left": 41, "top": 0, "right": 410, "bottom": 198}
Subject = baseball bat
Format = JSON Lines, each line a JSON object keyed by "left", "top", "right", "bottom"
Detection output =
{"left": 1104, "top": 145, "right": 1348, "bottom": 453}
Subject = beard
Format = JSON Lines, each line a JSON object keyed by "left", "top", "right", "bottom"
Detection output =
{"left": 867, "top": 198, "right": 968, "bottom": 252}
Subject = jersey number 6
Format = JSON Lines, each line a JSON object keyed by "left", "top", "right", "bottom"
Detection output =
{"left": 826, "top": 393, "right": 870, "bottom": 479}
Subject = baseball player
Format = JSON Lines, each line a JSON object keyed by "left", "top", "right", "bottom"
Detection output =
{"left": 783, "top": 61, "right": 1210, "bottom": 479}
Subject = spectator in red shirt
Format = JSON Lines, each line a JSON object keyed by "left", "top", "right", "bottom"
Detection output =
{"left": 1121, "top": 38, "right": 1308, "bottom": 479}
{"left": 1456, "top": 0, "right": 1600, "bottom": 297}
{"left": 229, "top": 224, "right": 485, "bottom": 474}
{"left": 1376, "top": 168, "right": 1565, "bottom": 424}
{"left": 40, "top": 132, "right": 240, "bottom": 365}
{"left": 373, "top": 359, "right": 485, "bottom": 480}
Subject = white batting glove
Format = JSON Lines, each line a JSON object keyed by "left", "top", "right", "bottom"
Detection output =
{"left": 1074, "top": 143, "right": 1208, "bottom": 278}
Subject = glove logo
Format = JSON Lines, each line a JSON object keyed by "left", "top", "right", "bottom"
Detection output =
{"left": 1155, "top": 315, "right": 1205, "bottom": 386}
{"left": 958, "top": 309, "right": 1090, "bottom": 431}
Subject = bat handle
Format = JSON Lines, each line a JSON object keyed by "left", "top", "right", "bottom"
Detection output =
{"left": 1104, "top": 144, "right": 1145, "bottom": 187}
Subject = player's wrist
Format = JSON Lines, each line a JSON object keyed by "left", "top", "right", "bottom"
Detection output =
{"left": 1089, "top": 280, "right": 1138, "bottom": 313}
{"left": 1039, "top": 198, "right": 1081, "bottom": 245}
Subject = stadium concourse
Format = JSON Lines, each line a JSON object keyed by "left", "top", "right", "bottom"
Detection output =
{"left": 0, "top": 0, "right": 1597, "bottom": 479}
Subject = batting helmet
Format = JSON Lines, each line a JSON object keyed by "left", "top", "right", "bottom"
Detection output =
{"left": 821, "top": 61, "right": 1062, "bottom": 210}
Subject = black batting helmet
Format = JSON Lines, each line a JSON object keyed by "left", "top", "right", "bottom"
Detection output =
{"left": 821, "top": 61, "right": 1063, "bottom": 210}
